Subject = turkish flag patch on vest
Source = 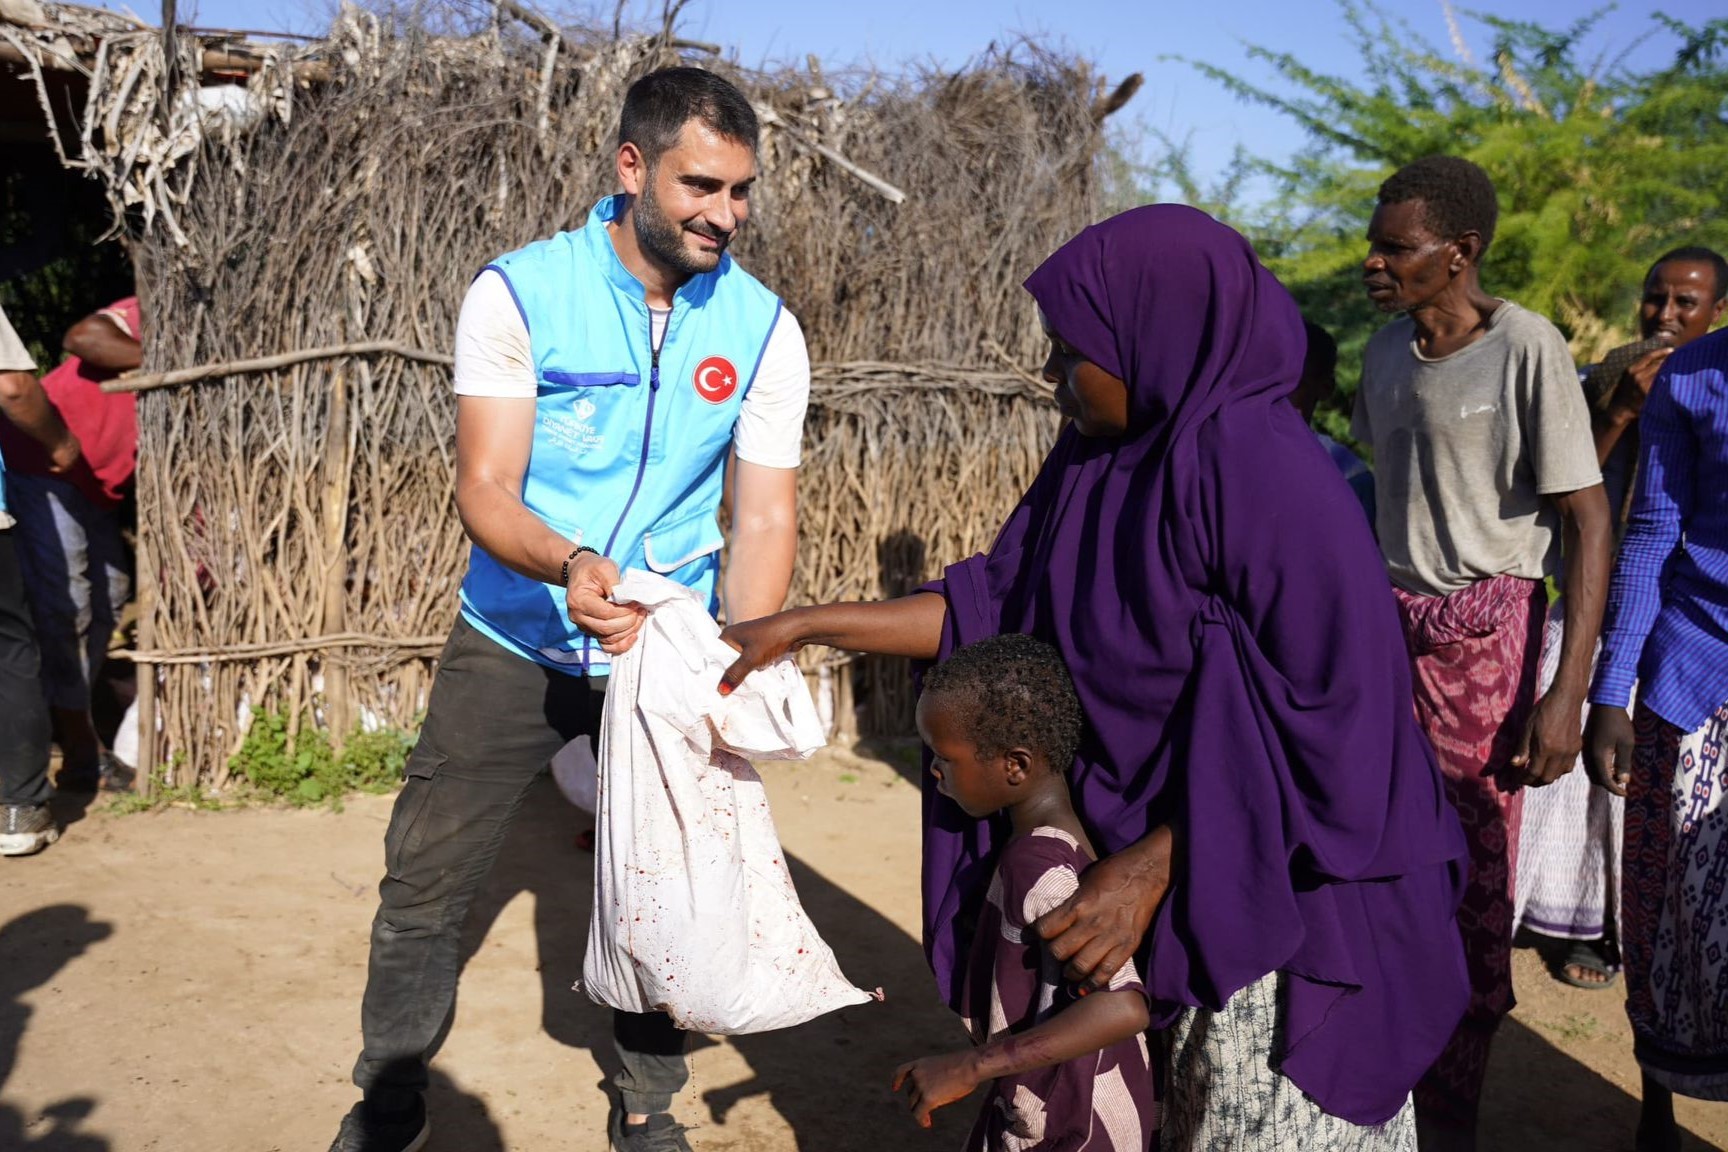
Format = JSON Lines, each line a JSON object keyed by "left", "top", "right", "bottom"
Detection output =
{"left": 693, "top": 355, "right": 739, "bottom": 404}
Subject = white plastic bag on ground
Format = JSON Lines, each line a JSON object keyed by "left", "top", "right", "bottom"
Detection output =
{"left": 580, "top": 569, "right": 875, "bottom": 1033}
{"left": 110, "top": 699, "right": 139, "bottom": 769}
{"left": 551, "top": 735, "right": 598, "bottom": 813}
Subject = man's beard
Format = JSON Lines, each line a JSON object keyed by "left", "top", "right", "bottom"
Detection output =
{"left": 634, "top": 178, "right": 728, "bottom": 278}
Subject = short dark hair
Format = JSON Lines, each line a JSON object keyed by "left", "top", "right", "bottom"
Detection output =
{"left": 1303, "top": 320, "right": 1338, "bottom": 376}
{"left": 1648, "top": 246, "right": 1728, "bottom": 304}
{"left": 618, "top": 67, "right": 759, "bottom": 168}
{"left": 921, "top": 633, "right": 1083, "bottom": 772}
{"left": 1377, "top": 155, "right": 1499, "bottom": 254}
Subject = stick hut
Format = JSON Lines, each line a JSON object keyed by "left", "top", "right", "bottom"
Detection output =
{"left": 2, "top": 1, "right": 1133, "bottom": 789}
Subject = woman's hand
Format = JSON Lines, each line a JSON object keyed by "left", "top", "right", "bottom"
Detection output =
{"left": 717, "top": 610, "right": 809, "bottom": 694}
{"left": 1033, "top": 825, "right": 1174, "bottom": 990}
{"left": 1584, "top": 705, "right": 1635, "bottom": 797}
{"left": 891, "top": 1050, "right": 981, "bottom": 1129}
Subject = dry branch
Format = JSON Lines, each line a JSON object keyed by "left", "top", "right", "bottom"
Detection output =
{"left": 754, "top": 103, "right": 908, "bottom": 204}
{"left": 0, "top": 36, "right": 330, "bottom": 79}
{"left": 104, "top": 341, "right": 456, "bottom": 393}
{"left": 114, "top": 632, "right": 450, "bottom": 663}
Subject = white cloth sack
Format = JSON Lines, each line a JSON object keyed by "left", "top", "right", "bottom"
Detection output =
{"left": 580, "top": 569, "right": 874, "bottom": 1033}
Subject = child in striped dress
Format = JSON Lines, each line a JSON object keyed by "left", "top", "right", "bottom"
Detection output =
{"left": 893, "top": 634, "right": 1156, "bottom": 1151}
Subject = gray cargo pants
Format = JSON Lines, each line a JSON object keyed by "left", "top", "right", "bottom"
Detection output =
{"left": 352, "top": 615, "right": 688, "bottom": 1115}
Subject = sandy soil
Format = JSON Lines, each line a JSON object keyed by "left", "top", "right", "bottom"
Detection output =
{"left": 0, "top": 743, "right": 1722, "bottom": 1151}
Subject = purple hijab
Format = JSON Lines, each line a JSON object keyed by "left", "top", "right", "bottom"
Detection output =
{"left": 924, "top": 205, "right": 1469, "bottom": 1125}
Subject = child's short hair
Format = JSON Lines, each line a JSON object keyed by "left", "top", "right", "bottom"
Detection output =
{"left": 921, "top": 633, "right": 1083, "bottom": 771}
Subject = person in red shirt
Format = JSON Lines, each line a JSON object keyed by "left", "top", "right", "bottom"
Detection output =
{"left": 0, "top": 297, "right": 141, "bottom": 791}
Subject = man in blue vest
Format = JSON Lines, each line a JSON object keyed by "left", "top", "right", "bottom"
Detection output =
{"left": 331, "top": 67, "right": 811, "bottom": 1152}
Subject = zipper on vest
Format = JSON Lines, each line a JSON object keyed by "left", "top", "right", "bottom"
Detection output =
{"left": 586, "top": 303, "right": 668, "bottom": 672}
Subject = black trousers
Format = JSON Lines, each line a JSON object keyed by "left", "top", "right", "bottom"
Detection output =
{"left": 0, "top": 529, "right": 51, "bottom": 808}
{"left": 352, "top": 616, "right": 688, "bottom": 1113}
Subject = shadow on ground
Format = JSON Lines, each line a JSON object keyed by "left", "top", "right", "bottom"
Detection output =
{"left": 456, "top": 774, "right": 968, "bottom": 1151}
{"left": 0, "top": 904, "right": 113, "bottom": 1151}
{"left": 423, "top": 1068, "right": 507, "bottom": 1152}
{"left": 441, "top": 775, "right": 1724, "bottom": 1152}
{"left": 1484, "top": 1017, "right": 1722, "bottom": 1150}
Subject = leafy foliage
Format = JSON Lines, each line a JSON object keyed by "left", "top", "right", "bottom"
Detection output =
{"left": 0, "top": 146, "right": 135, "bottom": 366}
{"left": 229, "top": 707, "right": 417, "bottom": 808}
{"left": 1134, "top": 4, "right": 1728, "bottom": 440}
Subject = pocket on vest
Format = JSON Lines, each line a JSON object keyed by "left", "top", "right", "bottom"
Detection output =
{"left": 643, "top": 508, "right": 724, "bottom": 574}
{"left": 538, "top": 369, "right": 641, "bottom": 389}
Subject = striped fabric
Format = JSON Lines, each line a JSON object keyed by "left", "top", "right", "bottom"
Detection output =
{"left": 957, "top": 827, "right": 1156, "bottom": 1151}
{"left": 1591, "top": 327, "right": 1728, "bottom": 730}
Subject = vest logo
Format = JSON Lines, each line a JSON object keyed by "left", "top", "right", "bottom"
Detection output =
{"left": 693, "top": 356, "right": 739, "bottom": 404}
{"left": 572, "top": 397, "right": 597, "bottom": 421}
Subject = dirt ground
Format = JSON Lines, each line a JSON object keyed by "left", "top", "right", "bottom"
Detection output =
{"left": 0, "top": 743, "right": 1723, "bottom": 1152}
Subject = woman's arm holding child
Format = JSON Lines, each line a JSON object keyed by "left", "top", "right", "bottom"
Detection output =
{"left": 890, "top": 989, "right": 1151, "bottom": 1128}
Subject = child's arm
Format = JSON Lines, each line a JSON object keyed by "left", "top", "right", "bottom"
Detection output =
{"left": 890, "top": 988, "right": 1151, "bottom": 1129}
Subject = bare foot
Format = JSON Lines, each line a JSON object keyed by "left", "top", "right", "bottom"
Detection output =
{"left": 1562, "top": 960, "right": 1614, "bottom": 985}
{"left": 1558, "top": 940, "right": 1618, "bottom": 989}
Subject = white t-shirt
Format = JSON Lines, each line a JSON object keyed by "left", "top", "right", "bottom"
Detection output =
{"left": 0, "top": 304, "right": 36, "bottom": 528}
{"left": 453, "top": 269, "right": 810, "bottom": 469}
{"left": 0, "top": 304, "right": 36, "bottom": 373}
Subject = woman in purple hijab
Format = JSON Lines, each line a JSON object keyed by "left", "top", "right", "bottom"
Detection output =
{"left": 721, "top": 205, "right": 1469, "bottom": 1146}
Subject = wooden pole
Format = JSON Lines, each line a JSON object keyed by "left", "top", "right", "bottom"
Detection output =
{"left": 0, "top": 40, "right": 333, "bottom": 83}
{"left": 159, "top": 0, "right": 179, "bottom": 135}
{"left": 134, "top": 515, "right": 159, "bottom": 798}
{"left": 318, "top": 367, "right": 352, "bottom": 745}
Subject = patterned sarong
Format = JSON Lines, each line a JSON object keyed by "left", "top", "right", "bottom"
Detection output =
{"left": 1163, "top": 972, "right": 1416, "bottom": 1151}
{"left": 1513, "top": 600, "right": 1623, "bottom": 946}
{"left": 1392, "top": 574, "right": 1546, "bottom": 1127}
{"left": 1625, "top": 699, "right": 1728, "bottom": 1101}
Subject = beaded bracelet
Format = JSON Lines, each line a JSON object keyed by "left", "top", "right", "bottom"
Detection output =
{"left": 561, "top": 545, "right": 600, "bottom": 587}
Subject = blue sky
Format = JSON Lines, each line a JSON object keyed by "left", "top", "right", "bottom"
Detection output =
{"left": 117, "top": 0, "right": 1690, "bottom": 192}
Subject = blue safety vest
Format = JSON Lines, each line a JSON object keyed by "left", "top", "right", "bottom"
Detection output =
{"left": 458, "top": 195, "right": 783, "bottom": 674}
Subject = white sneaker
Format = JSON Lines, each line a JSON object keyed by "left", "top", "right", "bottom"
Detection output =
{"left": 0, "top": 804, "right": 60, "bottom": 856}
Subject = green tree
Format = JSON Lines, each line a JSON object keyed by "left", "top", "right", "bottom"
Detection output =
{"left": 1, "top": 146, "right": 134, "bottom": 366}
{"left": 1150, "top": 5, "right": 1728, "bottom": 440}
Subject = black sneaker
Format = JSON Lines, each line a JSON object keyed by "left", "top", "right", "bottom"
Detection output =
{"left": 100, "top": 752, "right": 137, "bottom": 793}
{"left": 328, "top": 1098, "right": 430, "bottom": 1152}
{"left": 609, "top": 1102, "right": 692, "bottom": 1152}
{"left": 0, "top": 804, "right": 59, "bottom": 857}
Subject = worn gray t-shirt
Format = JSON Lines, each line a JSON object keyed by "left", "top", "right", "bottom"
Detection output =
{"left": 1351, "top": 300, "right": 1601, "bottom": 597}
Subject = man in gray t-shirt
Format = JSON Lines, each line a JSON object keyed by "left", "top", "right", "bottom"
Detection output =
{"left": 1352, "top": 156, "right": 1611, "bottom": 1152}
{"left": 1354, "top": 301, "right": 1601, "bottom": 594}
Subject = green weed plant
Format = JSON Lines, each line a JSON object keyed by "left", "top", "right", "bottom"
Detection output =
{"left": 229, "top": 707, "right": 417, "bottom": 809}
